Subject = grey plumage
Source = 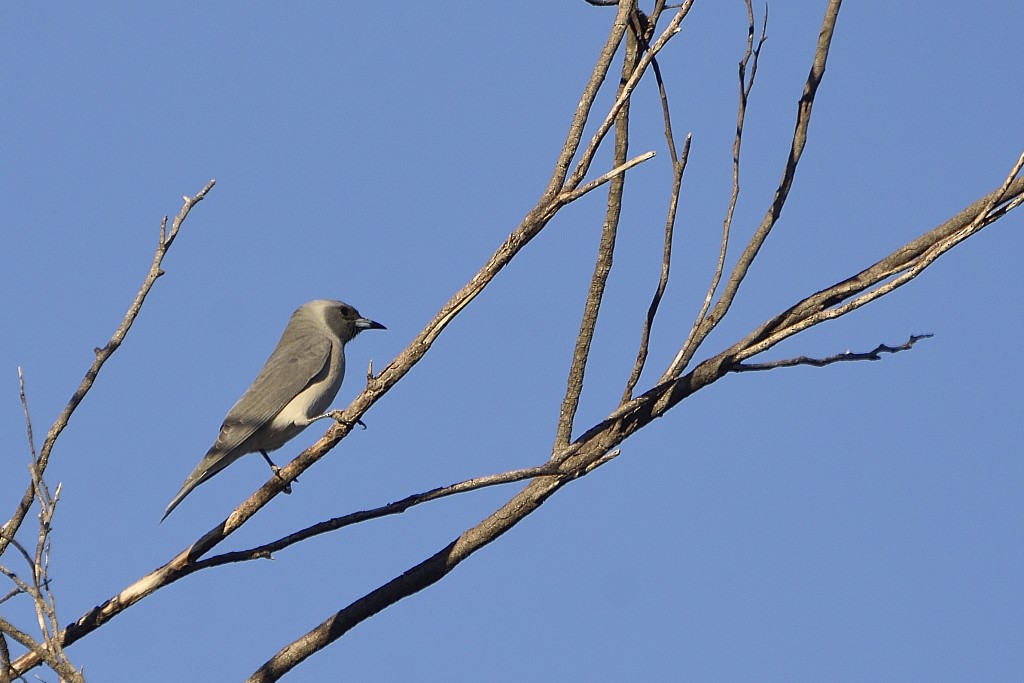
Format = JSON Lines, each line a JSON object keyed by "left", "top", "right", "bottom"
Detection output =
{"left": 162, "top": 299, "right": 385, "bottom": 521}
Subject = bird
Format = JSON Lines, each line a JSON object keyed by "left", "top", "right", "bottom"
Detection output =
{"left": 161, "top": 299, "right": 385, "bottom": 521}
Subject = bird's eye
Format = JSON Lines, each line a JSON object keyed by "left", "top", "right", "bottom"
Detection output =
{"left": 340, "top": 306, "right": 352, "bottom": 316}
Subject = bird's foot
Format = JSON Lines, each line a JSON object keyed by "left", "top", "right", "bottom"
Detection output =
{"left": 269, "top": 465, "right": 293, "bottom": 495}
{"left": 309, "top": 410, "right": 367, "bottom": 430}
{"left": 261, "top": 450, "right": 294, "bottom": 494}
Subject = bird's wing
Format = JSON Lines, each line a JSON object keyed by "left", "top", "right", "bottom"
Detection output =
{"left": 214, "top": 325, "right": 333, "bottom": 452}
{"left": 161, "top": 328, "right": 332, "bottom": 522}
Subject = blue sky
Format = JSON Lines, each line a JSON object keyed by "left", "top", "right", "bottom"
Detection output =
{"left": 2, "top": 2, "right": 1022, "bottom": 681}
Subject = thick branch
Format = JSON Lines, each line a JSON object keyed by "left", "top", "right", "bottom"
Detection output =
{"left": 730, "top": 157, "right": 1024, "bottom": 362}
{"left": 555, "top": 17, "right": 640, "bottom": 448}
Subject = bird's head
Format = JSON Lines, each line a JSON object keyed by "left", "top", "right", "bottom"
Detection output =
{"left": 302, "top": 299, "right": 385, "bottom": 343}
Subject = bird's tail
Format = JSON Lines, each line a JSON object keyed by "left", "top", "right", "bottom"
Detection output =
{"left": 160, "top": 448, "right": 234, "bottom": 522}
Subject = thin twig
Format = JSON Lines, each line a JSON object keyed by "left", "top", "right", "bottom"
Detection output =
{"left": 621, "top": 23, "right": 693, "bottom": 403}
{"left": 0, "top": 611, "right": 82, "bottom": 683}
{"left": 193, "top": 461, "right": 576, "bottom": 570}
{"left": 17, "top": 369, "right": 36, "bottom": 463}
{"left": 19, "top": 438, "right": 81, "bottom": 681}
{"left": 733, "top": 334, "right": 933, "bottom": 371}
{"left": 558, "top": 151, "right": 656, "bottom": 204}
{"left": 1, "top": 181, "right": 215, "bottom": 560}
{"left": 547, "top": 1, "right": 635, "bottom": 196}
{"left": 555, "top": 19, "right": 641, "bottom": 448}
{"left": 565, "top": 1, "right": 695, "bottom": 194}
{"left": 666, "top": 0, "right": 841, "bottom": 379}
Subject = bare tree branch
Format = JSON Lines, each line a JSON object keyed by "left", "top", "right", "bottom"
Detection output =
{"left": 1, "top": 373, "right": 84, "bottom": 681}
{"left": 565, "top": 1, "right": 695, "bottom": 193}
{"left": 667, "top": 0, "right": 842, "bottom": 378}
{"left": 192, "top": 459, "right": 602, "bottom": 570}
{"left": 16, "top": 369, "right": 36, "bottom": 464}
{"left": 8, "top": 2, "right": 1022, "bottom": 679}
{"left": 555, "top": 12, "right": 641, "bottom": 448}
{"left": 621, "top": 7, "right": 691, "bottom": 403}
{"left": 734, "top": 334, "right": 933, "bottom": 371}
{"left": 731, "top": 155, "right": 1024, "bottom": 363}
{"left": 621, "top": 133, "right": 689, "bottom": 404}
{"left": 547, "top": 0, "right": 635, "bottom": 196}
{"left": 0, "top": 491, "right": 83, "bottom": 683}
{"left": 245, "top": 450, "right": 622, "bottom": 683}
{"left": 1, "top": 181, "right": 216, "bottom": 560}
{"left": 678, "top": 0, "right": 768, "bottom": 373}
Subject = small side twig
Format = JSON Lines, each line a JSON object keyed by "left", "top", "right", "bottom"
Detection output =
{"left": 733, "top": 334, "right": 933, "bottom": 372}
{"left": 3, "top": 371, "right": 84, "bottom": 680}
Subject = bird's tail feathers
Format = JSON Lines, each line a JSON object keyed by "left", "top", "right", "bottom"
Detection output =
{"left": 160, "top": 447, "right": 235, "bottom": 522}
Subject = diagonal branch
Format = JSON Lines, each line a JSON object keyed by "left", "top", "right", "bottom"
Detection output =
{"left": 564, "top": 1, "right": 695, "bottom": 193}
{"left": 731, "top": 154, "right": 1024, "bottom": 362}
{"left": 245, "top": 450, "right": 621, "bottom": 683}
{"left": 546, "top": 0, "right": 636, "bottom": 196}
{"left": 555, "top": 13, "right": 641, "bottom": 448}
{"left": 1, "top": 181, "right": 215, "bottom": 559}
{"left": 191, "top": 459, "right": 600, "bottom": 570}
{"left": 621, "top": 8, "right": 692, "bottom": 403}
{"left": 247, "top": 139, "right": 1024, "bottom": 682}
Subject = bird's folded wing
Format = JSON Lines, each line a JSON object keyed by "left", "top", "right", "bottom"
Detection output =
{"left": 213, "top": 329, "right": 332, "bottom": 451}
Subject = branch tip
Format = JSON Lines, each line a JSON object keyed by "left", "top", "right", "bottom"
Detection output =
{"left": 733, "top": 334, "right": 933, "bottom": 372}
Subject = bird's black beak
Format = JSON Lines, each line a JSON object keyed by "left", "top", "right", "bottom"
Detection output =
{"left": 356, "top": 318, "right": 386, "bottom": 331}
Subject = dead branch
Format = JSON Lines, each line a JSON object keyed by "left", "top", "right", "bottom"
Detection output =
{"left": 555, "top": 12, "right": 641, "bottom": 448}
{"left": 8, "top": 1, "right": 1023, "bottom": 678}
{"left": 733, "top": 334, "right": 933, "bottom": 371}
{"left": 1, "top": 181, "right": 215, "bottom": 560}
{"left": 668, "top": 0, "right": 842, "bottom": 378}
{"left": 9, "top": 4, "right": 676, "bottom": 673}
{"left": 679, "top": 0, "right": 768, "bottom": 372}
